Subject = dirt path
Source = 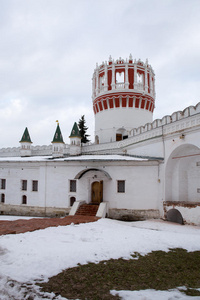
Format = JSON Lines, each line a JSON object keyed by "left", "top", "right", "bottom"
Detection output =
{"left": 0, "top": 215, "right": 99, "bottom": 236}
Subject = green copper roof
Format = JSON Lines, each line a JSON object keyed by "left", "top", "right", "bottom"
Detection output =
{"left": 69, "top": 122, "right": 81, "bottom": 138}
{"left": 19, "top": 127, "right": 32, "bottom": 143}
{"left": 52, "top": 124, "right": 64, "bottom": 143}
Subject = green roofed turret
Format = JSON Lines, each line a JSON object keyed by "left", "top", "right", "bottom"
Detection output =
{"left": 20, "top": 127, "right": 32, "bottom": 143}
{"left": 52, "top": 122, "right": 64, "bottom": 143}
{"left": 69, "top": 122, "right": 81, "bottom": 138}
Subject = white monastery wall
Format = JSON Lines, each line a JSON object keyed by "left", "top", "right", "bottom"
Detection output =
{"left": 102, "top": 164, "right": 160, "bottom": 210}
{"left": 0, "top": 159, "right": 161, "bottom": 218}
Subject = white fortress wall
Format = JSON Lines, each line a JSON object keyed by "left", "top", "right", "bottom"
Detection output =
{"left": 83, "top": 102, "right": 200, "bottom": 157}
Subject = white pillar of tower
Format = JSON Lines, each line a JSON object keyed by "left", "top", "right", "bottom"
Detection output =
{"left": 145, "top": 65, "right": 148, "bottom": 93}
{"left": 104, "top": 61, "right": 108, "bottom": 92}
{"left": 153, "top": 76, "right": 155, "bottom": 98}
{"left": 149, "top": 71, "right": 153, "bottom": 95}
{"left": 125, "top": 63, "right": 129, "bottom": 89}
{"left": 111, "top": 63, "right": 115, "bottom": 90}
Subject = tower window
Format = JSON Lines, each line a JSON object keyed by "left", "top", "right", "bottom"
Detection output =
{"left": 1, "top": 179, "right": 6, "bottom": 190}
{"left": 32, "top": 180, "right": 38, "bottom": 192}
{"left": 116, "top": 71, "right": 124, "bottom": 83}
{"left": 21, "top": 180, "right": 27, "bottom": 191}
{"left": 100, "top": 75, "right": 105, "bottom": 90}
{"left": 70, "top": 180, "right": 76, "bottom": 192}
{"left": 117, "top": 180, "right": 125, "bottom": 193}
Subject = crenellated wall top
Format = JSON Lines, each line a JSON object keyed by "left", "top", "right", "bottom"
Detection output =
{"left": 129, "top": 102, "right": 200, "bottom": 136}
{"left": 82, "top": 102, "right": 200, "bottom": 154}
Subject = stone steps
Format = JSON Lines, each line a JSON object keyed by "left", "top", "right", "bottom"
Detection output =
{"left": 75, "top": 204, "right": 99, "bottom": 216}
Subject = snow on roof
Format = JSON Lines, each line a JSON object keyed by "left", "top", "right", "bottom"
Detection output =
{"left": 0, "top": 155, "right": 149, "bottom": 162}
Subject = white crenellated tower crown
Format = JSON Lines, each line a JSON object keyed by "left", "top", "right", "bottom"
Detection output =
{"left": 92, "top": 55, "right": 155, "bottom": 144}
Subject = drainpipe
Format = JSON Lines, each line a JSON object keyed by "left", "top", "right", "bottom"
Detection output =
{"left": 44, "top": 162, "right": 47, "bottom": 216}
{"left": 160, "top": 125, "right": 165, "bottom": 218}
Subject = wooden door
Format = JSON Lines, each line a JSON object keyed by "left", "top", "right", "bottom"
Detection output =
{"left": 116, "top": 133, "right": 122, "bottom": 141}
{"left": 91, "top": 181, "right": 103, "bottom": 203}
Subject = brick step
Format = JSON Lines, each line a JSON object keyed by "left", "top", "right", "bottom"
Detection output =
{"left": 75, "top": 204, "right": 99, "bottom": 216}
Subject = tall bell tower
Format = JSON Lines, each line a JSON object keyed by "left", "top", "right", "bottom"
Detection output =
{"left": 92, "top": 55, "right": 155, "bottom": 144}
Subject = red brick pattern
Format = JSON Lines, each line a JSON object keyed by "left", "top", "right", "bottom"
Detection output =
{"left": 75, "top": 204, "right": 99, "bottom": 216}
{"left": 0, "top": 215, "right": 99, "bottom": 236}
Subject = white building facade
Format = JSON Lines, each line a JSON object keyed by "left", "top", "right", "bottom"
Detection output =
{"left": 0, "top": 56, "right": 200, "bottom": 225}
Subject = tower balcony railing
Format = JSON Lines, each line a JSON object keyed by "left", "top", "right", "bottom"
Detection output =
{"left": 137, "top": 83, "right": 144, "bottom": 91}
{"left": 93, "top": 82, "right": 154, "bottom": 99}
{"left": 116, "top": 83, "right": 125, "bottom": 89}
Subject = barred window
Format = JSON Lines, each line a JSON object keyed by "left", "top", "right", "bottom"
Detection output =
{"left": 1, "top": 179, "right": 6, "bottom": 190}
{"left": 32, "top": 180, "right": 38, "bottom": 192}
{"left": 117, "top": 180, "right": 125, "bottom": 193}
{"left": 21, "top": 180, "right": 27, "bottom": 191}
{"left": 70, "top": 180, "right": 76, "bottom": 192}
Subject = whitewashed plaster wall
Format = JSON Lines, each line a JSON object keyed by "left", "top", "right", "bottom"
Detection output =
{"left": 95, "top": 107, "right": 153, "bottom": 143}
{"left": 0, "top": 162, "right": 43, "bottom": 207}
{"left": 0, "top": 159, "right": 161, "bottom": 215}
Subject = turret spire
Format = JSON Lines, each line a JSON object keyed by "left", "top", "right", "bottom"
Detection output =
{"left": 52, "top": 122, "right": 64, "bottom": 143}
{"left": 19, "top": 127, "right": 32, "bottom": 143}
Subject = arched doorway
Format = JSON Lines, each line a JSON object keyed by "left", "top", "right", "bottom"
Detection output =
{"left": 165, "top": 144, "right": 200, "bottom": 203}
{"left": 91, "top": 181, "right": 103, "bottom": 204}
{"left": 70, "top": 196, "right": 76, "bottom": 207}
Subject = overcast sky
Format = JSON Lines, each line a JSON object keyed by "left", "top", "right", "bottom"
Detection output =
{"left": 0, "top": 0, "right": 200, "bottom": 147}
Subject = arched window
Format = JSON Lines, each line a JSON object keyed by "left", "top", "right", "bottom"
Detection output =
{"left": 1, "top": 193, "right": 5, "bottom": 203}
{"left": 22, "top": 195, "right": 27, "bottom": 205}
{"left": 70, "top": 196, "right": 76, "bottom": 207}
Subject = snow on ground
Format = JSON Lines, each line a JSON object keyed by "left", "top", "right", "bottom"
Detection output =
{"left": 0, "top": 215, "right": 43, "bottom": 221}
{"left": 111, "top": 288, "right": 200, "bottom": 300}
{"left": 0, "top": 217, "right": 200, "bottom": 299}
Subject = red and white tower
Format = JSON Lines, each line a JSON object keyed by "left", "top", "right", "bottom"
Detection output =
{"left": 92, "top": 55, "right": 155, "bottom": 144}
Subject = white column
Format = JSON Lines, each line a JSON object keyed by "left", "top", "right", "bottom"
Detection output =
{"left": 125, "top": 63, "right": 129, "bottom": 89}
{"left": 145, "top": 66, "right": 148, "bottom": 92}
{"left": 153, "top": 75, "right": 155, "bottom": 98}
{"left": 111, "top": 63, "right": 115, "bottom": 90}
{"left": 149, "top": 71, "right": 153, "bottom": 95}
{"left": 104, "top": 62, "right": 108, "bottom": 92}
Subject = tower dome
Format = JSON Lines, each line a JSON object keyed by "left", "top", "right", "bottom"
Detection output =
{"left": 92, "top": 55, "right": 155, "bottom": 144}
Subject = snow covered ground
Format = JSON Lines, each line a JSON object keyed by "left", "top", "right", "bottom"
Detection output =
{"left": 0, "top": 217, "right": 200, "bottom": 299}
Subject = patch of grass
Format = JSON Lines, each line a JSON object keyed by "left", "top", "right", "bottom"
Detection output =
{"left": 39, "top": 248, "right": 200, "bottom": 299}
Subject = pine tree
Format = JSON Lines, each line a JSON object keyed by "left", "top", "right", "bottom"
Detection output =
{"left": 78, "top": 115, "right": 90, "bottom": 143}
